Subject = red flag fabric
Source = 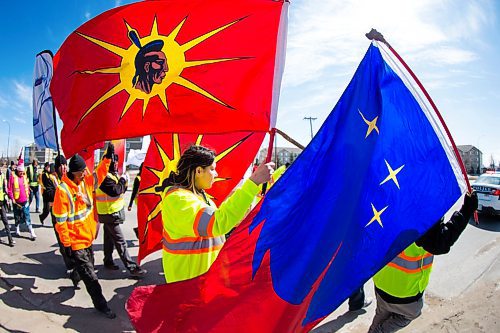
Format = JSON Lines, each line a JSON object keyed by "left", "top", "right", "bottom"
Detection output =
{"left": 136, "top": 131, "right": 265, "bottom": 264}
{"left": 51, "top": 0, "right": 288, "bottom": 157}
{"left": 111, "top": 139, "right": 126, "bottom": 174}
{"left": 127, "top": 204, "right": 329, "bottom": 333}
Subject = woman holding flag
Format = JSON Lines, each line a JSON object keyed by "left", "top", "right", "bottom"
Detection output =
{"left": 160, "top": 145, "right": 274, "bottom": 283}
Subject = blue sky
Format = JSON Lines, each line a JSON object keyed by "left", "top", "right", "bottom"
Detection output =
{"left": 0, "top": 0, "right": 499, "bottom": 166}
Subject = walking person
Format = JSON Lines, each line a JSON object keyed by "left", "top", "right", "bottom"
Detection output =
{"left": 52, "top": 148, "right": 116, "bottom": 319}
{"left": 368, "top": 192, "right": 478, "bottom": 333}
{"left": 39, "top": 162, "right": 52, "bottom": 225}
{"left": 0, "top": 167, "right": 14, "bottom": 246}
{"left": 8, "top": 160, "right": 35, "bottom": 241}
{"left": 51, "top": 156, "right": 80, "bottom": 287}
{"left": 5, "top": 161, "right": 15, "bottom": 213}
{"left": 127, "top": 162, "right": 143, "bottom": 238}
{"left": 97, "top": 155, "right": 146, "bottom": 277}
{"left": 27, "top": 159, "right": 41, "bottom": 213}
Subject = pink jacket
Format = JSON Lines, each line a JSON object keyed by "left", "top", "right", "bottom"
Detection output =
{"left": 8, "top": 174, "right": 30, "bottom": 204}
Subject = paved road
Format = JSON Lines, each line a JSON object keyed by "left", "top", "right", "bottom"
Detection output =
{"left": 1, "top": 193, "right": 499, "bottom": 332}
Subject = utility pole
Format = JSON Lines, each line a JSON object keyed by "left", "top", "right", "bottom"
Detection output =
{"left": 303, "top": 116, "right": 317, "bottom": 139}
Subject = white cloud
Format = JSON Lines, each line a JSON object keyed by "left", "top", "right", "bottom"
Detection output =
{"left": 13, "top": 81, "right": 32, "bottom": 109}
{"left": 13, "top": 116, "right": 27, "bottom": 124}
{"left": 283, "top": 0, "right": 491, "bottom": 89}
{"left": 115, "top": 0, "right": 123, "bottom": 7}
{"left": 85, "top": 11, "right": 91, "bottom": 20}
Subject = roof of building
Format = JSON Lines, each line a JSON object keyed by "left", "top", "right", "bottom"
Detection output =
{"left": 457, "top": 145, "right": 481, "bottom": 153}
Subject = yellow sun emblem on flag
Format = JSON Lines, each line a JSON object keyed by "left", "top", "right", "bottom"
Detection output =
{"left": 139, "top": 134, "right": 250, "bottom": 224}
{"left": 75, "top": 16, "right": 245, "bottom": 125}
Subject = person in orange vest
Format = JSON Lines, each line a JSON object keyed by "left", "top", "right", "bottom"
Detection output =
{"left": 0, "top": 167, "right": 14, "bottom": 246}
{"left": 160, "top": 145, "right": 274, "bottom": 283}
{"left": 368, "top": 192, "right": 478, "bottom": 333}
{"left": 52, "top": 146, "right": 116, "bottom": 319}
{"left": 51, "top": 155, "right": 80, "bottom": 288}
{"left": 8, "top": 160, "right": 35, "bottom": 240}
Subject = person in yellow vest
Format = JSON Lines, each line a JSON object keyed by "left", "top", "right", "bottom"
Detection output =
{"left": 0, "top": 167, "right": 14, "bottom": 246}
{"left": 368, "top": 192, "right": 478, "bottom": 333}
{"left": 161, "top": 145, "right": 274, "bottom": 283}
{"left": 27, "top": 159, "right": 41, "bottom": 213}
{"left": 8, "top": 160, "right": 35, "bottom": 240}
{"left": 96, "top": 154, "right": 146, "bottom": 277}
{"left": 127, "top": 162, "right": 143, "bottom": 239}
{"left": 53, "top": 150, "right": 116, "bottom": 319}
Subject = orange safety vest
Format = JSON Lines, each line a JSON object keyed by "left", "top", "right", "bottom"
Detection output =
{"left": 52, "top": 159, "right": 110, "bottom": 250}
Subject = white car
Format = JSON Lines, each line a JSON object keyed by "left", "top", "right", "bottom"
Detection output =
{"left": 472, "top": 172, "right": 500, "bottom": 216}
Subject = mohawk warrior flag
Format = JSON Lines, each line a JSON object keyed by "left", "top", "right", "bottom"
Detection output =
{"left": 50, "top": 0, "right": 288, "bottom": 157}
{"left": 127, "top": 41, "right": 466, "bottom": 332}
{"left": 136, "top": 131, "right": 265, "bottom": 263}
{"left": 33, "top": 50, "right": 58, "bottom": 150}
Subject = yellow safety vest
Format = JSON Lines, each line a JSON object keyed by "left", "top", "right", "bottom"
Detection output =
{"left": 95, "top": 173, "right": 124, "bottom": 214}
{"left": 373, "top": 243, "right": 434, "bottom": 298}
{"left": 161, "top": 178, "right": 259, "bottom": 283}
{"left": 27, "top": 164, "right": 39, "bottom": 187}
{"left": 13, "top": 174, "right": 30, "bottom": 201}
{"left": 0, "top": 173, "right": 5, "bottom": 201}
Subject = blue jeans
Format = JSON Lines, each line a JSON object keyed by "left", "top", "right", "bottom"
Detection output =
{"left": 29, "top": 186, "right": 40, "bottom": 211}
{"left": 13, "top": 202, "right": 31, "bottom": 226}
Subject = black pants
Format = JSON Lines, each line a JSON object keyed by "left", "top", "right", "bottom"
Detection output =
{"left": 349, "top": 286, "right": 365, "bottom": 310}
{"left": 73, "top": 247, "right": 109, "bottom": 312}
{"left": 0, "top": 201, "right": 13, "bottom": 244}
{"left": 51, "top": 212, "right": 76, "bottom": 271}
{"left": 102, "top": 222, "right": 137, "bottom": 270}
{"left": 39, "top": 195, "right": 51, "bottom": 224}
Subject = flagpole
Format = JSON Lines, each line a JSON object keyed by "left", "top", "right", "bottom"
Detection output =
{"left": 275, "top": 128, "right": 305, "bottom": 150}
{"left": 365, "top": 29, "right": 477, "bottom": 222}
{"left": 261, "top": 128, "right": 277, "bottom": 195}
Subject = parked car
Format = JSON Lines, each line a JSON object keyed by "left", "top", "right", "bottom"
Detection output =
{"left": 471, "top": 172, "right": 500, "bottom": 216}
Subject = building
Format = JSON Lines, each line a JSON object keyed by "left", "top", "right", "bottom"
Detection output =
{"left": 23, "top": 143, "right": 57, "bottom": 164}
{"left": 258, "top": 146, "right": 303, "bottom": 167}
{"left": 457, "top": 145, "right": 483, "bottom": 175}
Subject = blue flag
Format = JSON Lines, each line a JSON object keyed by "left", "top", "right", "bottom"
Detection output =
{"left": 251, "top": 42, "right": 466, "bottom": 325}
{"left": 33, "top": 50, "right": 58, "bottom": 150}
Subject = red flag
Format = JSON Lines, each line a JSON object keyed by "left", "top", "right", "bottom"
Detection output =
{"left": 136, "top": 131, "right": 265, "bottom": 263}
{"left": 51, "top": 0, "right": 288, "bottom": 157}
{"left": 127, "top": 204, "right": 332, "bottom": 333}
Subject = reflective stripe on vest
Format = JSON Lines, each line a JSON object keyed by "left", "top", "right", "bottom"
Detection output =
{"left": 95, "top": 173, "right": 124, "bottom": 214}
{"left": 374, "top": 243, "right": 433, "bottom": 298}
{"left": 13, "top": 175, "right": 29, "bottom": 200}
{"left": 387, "top": 252, "right": 434, "bottom": 274}
{"left": 161, "top": 229, "right": 225, "bottom": 254}
{"left": 55, "top": 182, "right": 93, "bottom": 223}
{"left": 194, "top": 206, "right": 216, "bottom": 237}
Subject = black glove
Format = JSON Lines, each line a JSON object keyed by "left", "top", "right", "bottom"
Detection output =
{"left": 460, "top": 192, "right": 478, "bottom": 220}
{"left": 104, "top": 143, "right": 115, "bottom": 159}
{"left": 64, "top": 246, "right": 73, "bottom": 258}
